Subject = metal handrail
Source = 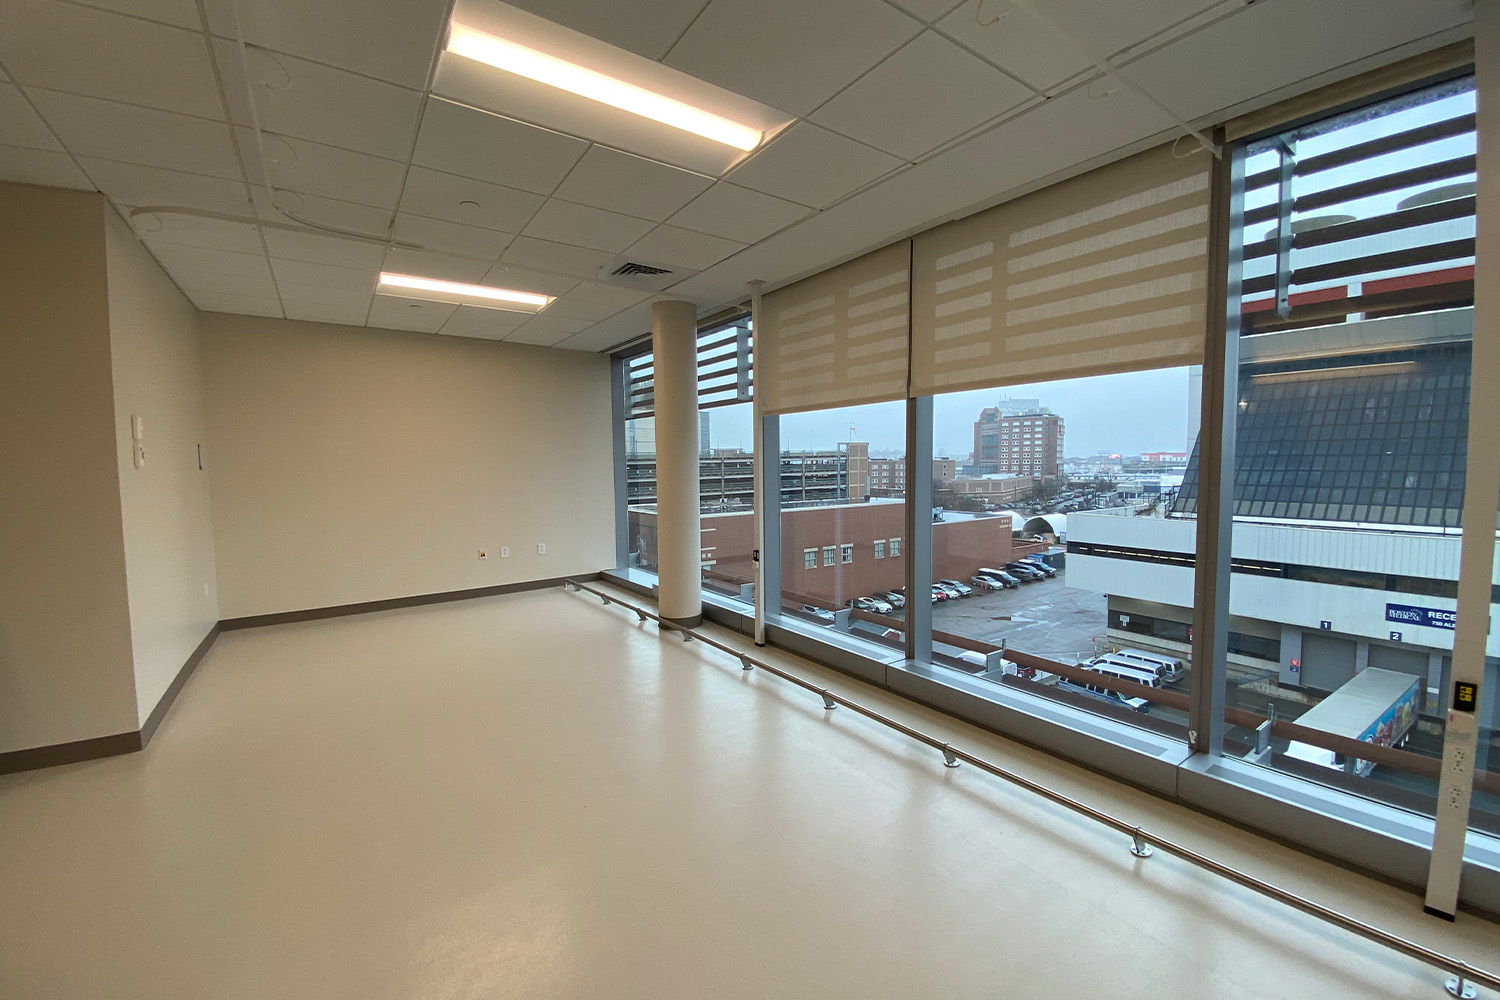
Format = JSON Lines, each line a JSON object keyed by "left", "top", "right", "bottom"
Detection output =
{"left": 564, "top": 578, "right": 1499, "bottom": 998}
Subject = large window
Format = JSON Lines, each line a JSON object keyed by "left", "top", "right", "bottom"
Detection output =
{"left": 1198, "top": 77, "right": 1494, "bottom": 823}
{"left": 778, "top": 400, "right": 906, "bottom": 651}
{"left": 619, "top": 317, "right": 755, "bottom": 604}
{"left": 930, "top": 369, "right": 1199, "bottom": 736}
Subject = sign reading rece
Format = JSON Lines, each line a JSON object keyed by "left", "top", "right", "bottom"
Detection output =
{"left": 1384, "top": 603, "right": 1456, "bottom": 631}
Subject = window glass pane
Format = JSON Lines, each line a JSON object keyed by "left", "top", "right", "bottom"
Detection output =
{"left": 618, "top": 317, "right": 755, "bottom": 605}
{"left": 931, "top": 369, "right": 1198, "bottom": 738}
{"left": 1207, "top": 78, "right": 1481, "bottom": 820}
{"left": 779, "top": 401, "right": 906, "bottom": 651}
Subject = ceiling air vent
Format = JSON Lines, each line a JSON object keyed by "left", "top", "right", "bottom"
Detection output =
{"left": 612, "top": 261, "right": 673, "bottom": 277}
{"left": 597, "top": 254, "right": 698, "bottom": 292}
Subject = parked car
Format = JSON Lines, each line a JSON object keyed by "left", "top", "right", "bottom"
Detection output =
{"left": 938, "top": 578, "right": 974, "bottom": 597}
{"left": 847, "top": 596, "right": 893, "bottom": 614}
{"left": 1006, "top": 562, "right": 1045, "bottom": 582}
{"left": 935, "top": 582, "right": 963, "bottom": 599}
{"left": 800, "top": 604, "right": 835, "bottom": 623}
{"left": 970, "top": 575, "right": 1003, "bottom": 591}
{"left": 880, "top": 590, "right": 906, "bottom": 609}
{"left": 977, "top": 567, "right": 1019, "bottom": 589}
{"left": 929, "top": 585, "right": 948, "bottom": 603}
{"left": 1021, "top": 558, "right": 1057, "bottom": 578}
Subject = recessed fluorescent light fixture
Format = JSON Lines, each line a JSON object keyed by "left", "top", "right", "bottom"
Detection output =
{"left": 445, "top": 21, "right": 764, "bottom": 151}
{"left": 377, "top": 272, "right": 553, "bottom": 313}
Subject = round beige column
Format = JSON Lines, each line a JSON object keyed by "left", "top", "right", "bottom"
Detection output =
{"left": 652, "top": 299, "right": 702, "bottom": 626}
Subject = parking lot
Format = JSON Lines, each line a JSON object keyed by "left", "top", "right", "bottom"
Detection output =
{"left": 929, "top": 570, "right": 1108, "bottom": 663}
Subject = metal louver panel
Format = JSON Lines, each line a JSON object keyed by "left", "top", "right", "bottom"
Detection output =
{"left": 1237, "top": 75, "right": 1476, "bottom": 336}
{"left": 625, "top": 318, "right": 752, "bottom": 419}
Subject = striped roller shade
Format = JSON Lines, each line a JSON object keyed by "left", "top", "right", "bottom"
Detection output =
{"left": 757, "top": 241, "right": 911, "bottom": 415}
{"left": 911, "top": 141, "right": 1211, "bottom": 395}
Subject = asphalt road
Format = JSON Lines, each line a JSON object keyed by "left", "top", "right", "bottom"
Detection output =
{"left": 931, "top": 571, "right": 1108, "bottom": 663}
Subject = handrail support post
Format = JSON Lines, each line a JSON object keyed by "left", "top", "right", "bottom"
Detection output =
{"left": 942, "top": 747, "right": 960, "bottom": 768}
{"left": 1446, "top": 975, "right": 1476, "bottom": 999}
{"left": 1131, "top": 830, "right": 1154, "bottom": 859}
{"left": 821, "top": 692, "right": 837, "bottom": 710}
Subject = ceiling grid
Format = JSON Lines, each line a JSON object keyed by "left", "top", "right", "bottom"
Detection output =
{"left": 0, "top": 0, "right": 1474, "bottom": 351}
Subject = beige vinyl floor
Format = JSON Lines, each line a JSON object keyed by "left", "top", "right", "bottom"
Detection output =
{"left": 2, "top": 584, "right": 1497, "bottom": 999}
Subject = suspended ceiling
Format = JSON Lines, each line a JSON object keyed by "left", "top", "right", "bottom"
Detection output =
{"left": 0, "top": 0, "right": 1474, "bottom": 351}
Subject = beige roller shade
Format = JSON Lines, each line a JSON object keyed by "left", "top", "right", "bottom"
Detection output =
{"left": 911, "top": 142, "right": 1211, "bottom": 396}
{"left": 758, "top": 241, "right": 911, "bottom": 415}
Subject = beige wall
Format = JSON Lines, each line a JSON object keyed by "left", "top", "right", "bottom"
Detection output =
{"left": 0, "top": 184, "right": 138, "bottom": 751}
{"left": 104, "top": 208, "right": 220, "bottom": 726}
{"left": 201, "top": 314, "right": 615, "bottom": 619}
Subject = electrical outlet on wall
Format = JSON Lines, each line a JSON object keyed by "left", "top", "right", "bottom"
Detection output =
{"left": 537, "top": 543, "right": 546, "bottom": 555}
{"left": 500, "top": 546, "right": 509, "bottom": 558}
{"left": 1453, "top": 746, "right": 1468, "bottom": 771}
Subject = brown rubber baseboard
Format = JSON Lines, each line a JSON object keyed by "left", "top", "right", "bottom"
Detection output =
{"left": 2, "top": 573, "right": 601, "bottom": 776}
{"left": 217, "top": 573, "right": 598, "bottom": 630}
{"left": 0, "top": 730, "right": 142, "bottom": 776}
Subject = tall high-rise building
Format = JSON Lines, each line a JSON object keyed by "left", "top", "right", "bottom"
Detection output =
{"left": 699, "top": 411, "right": 711, "bottom": 456}
{"left": 972, "top": 404, "right": 1065, "bottom": 480}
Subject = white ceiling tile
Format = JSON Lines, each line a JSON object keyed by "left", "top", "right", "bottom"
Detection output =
{"left": 256, "top": 189, "right": 394, "bottom": 236}
{"left": 625, "top": 224, "right": 744, "bottom": 271}
{"left": 132, "top": 212, "right": 263, "bottom": 253}
{"left": 392, "top": 212, "right": 513, "bottom": 260}
{"left": 172, "top": 271, "right": 279, "bottom": 297}
{"left": 554, "top": 314, "right": 650, "bottom": 352}
{"left": 202, "top": 0, "right": 448, "bottom": 89}
{"left": 30, "top": 89, "right": 239, "bottom": 178}
{"left": 274, "top": 281, "right": 372, "bottom": 308}
{"left": 190, "top": 290, "right": 283, "bottom": 317}
{"left": 0, "top": 0, "right": 221, "bottom": 118}
{"left": 556, "top": 281, "right": 652, "bottom": 310}
{"left": 412, "top": 99, "right": 589, "bottom": 195}
{"left": 552, "top": 290, "right": 645, "bottom": 322}
{"left": 262, "top": 228, "right": 386, "bottom": 270}
{"left": 496, "top": 0, "right": 710, "bottom": 61}
{"left": 81, "top": 158, "right": 249, "bottom": 214}
{"left": 550, "top": 145, "right": 714, "bottom": 222}
{"left": 499, "top": 236, "right": 613, "bottom": 278}
{"left": 667, "top": 183, "right": 811, "bottom": 243}
{"left": 0, "top": 84, "right": 61, "bottom": 150}
{"left": 1126, "top": 0, "right": 1471, "bottom": 123}
{"left": 1045, "top": 0, "right": 1228, "bottom": 62}
{"left": 505, "top": 326, "right": 576, "bottom": 347}
{"left": 367, "top": 296, "right": 457, "bottom": 333}
{"left": 521, "top": 199, "right": 655, "bottom": 253}
{"left": 270, "top": 258, "right": 377, "bottom": 292}
{"left": 0, "top": 146, "right": 93, "bottom": 189}
{"left": 149, "top": 243, "right": 271, "bottom": 279}
{"left": 937, "top": 1, "right": 1092, "bottom": 92}
{"left": 481, "top": 264, "right": 580, "bottom": 297}
{"left": 399, "top": 166, "right": 545, "bottom": 234}
{"left": 509, "top": 312, "right": 592, "bottom": 340}
{"left": 438, "top": 305, "right": 532, "bottom": 340}
{"left": 727, "top": 122, "right": 904, "bottom": 209}
{"left": 281, "top": 300, "right": 369, "bottom": 326}
{"left": 77, "top": 0, "right": 202, "bottom": 30}
{"left": 665, "top": 0, "right": 922, "bottom": 116}
{"left": 214, "top": 40, "right": 424, "bottom": 161}
{"left": 381, "top": 247, "right": 491, "bottom": 284}
{"left": 813, "top": 32, "right": 1034, "bottom": 160}
{"left": 238, "top": 129, "right": 406, "bottom": 210}
{"left": 886, "top": 0, "right": 966, "bottom": 21}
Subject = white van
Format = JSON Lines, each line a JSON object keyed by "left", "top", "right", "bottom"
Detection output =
{"left": 1087, "top": 655, "right": 1164, "bottom": 688}
{"left": 1105, "top": 648, "right": 1184, "bottom": 682}
{"left": 1059, "top": 675, "right": 1150, "bottom": 713}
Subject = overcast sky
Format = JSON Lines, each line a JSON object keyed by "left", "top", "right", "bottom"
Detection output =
{"left": 699, "top": 365, "right": 1197, "bottom": 458}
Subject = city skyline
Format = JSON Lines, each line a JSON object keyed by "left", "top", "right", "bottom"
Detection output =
{"left": 682, "top": 366, "right": 1196, "bottom": 460}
